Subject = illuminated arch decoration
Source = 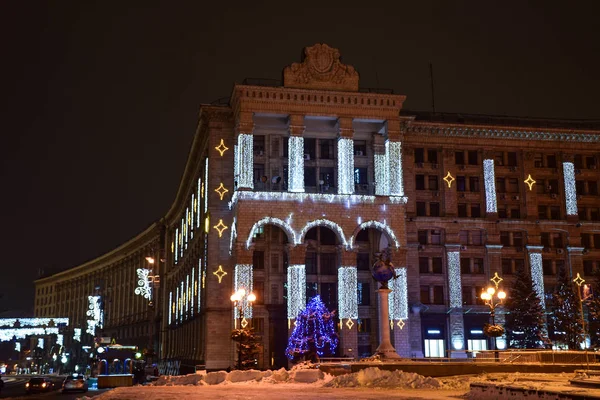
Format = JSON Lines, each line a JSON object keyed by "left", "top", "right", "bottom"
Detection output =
{"left": 245, "top": 217, "right": 296, "bottom": 249}
{"left": 297, "top": 219, "right": 348, "bottom": 248}
{"left": 349, "top": 220, "right": 400, "bottom": 249}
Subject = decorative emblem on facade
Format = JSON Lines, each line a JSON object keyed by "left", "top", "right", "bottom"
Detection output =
{"left": 283, "top": 43, "right": 359, "bottom": 91}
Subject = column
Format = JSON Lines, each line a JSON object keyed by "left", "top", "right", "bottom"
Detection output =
{"left": 337, "top": 117, "right": 354, "bottom": 195}
{"left": 527, "top": 245, "right": 548, "bottom": 339}
{"left": 288, "top": 114, "right": 305, "bottom": 193}
{"left": 287, "top": 245, "right": 307, "bottom": 321}
{"left": 389, "top": 266, "right": 410, "bottom": 357}
{"left": 338, "top": 250, "right": 358, "bottom": 358}
{"left": 236, "top": 111, "right": 254, "bottom": 190}
{"left": 443, "top": 149, "right": 457, "bottom": 217}
{"left": 483, "top": 158, "right": 498, "bottom": 216}
{"left": 567, "top": 246, "right": 585, "bottom": 278}
{"left": 234, "top": 264, "right": 254, "bottom": 320}
{"left": 386, "top": 119, "right": 404, "bottom": 197}
{"left": 446, "top": 244, "right": 466, "bottom": 357}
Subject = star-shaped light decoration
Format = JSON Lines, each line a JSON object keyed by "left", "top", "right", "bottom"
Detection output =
{"left": 215, "top": 139, "right": 229, "bottom": 156}
{"left": 213, "top": 219, "right": 228, "bottom": 237}
{"left": 213, "top": 265, "right": 227, "bottom": 283}
{"left": 443, "top": 171, "right": 455, "bottom": 188}
{"left": 524, "top": 174, "right": 536, "bottom": 191}
{"left": 397, "top": 319, "right": 406, "bottom": 329}
{"left": 345, "top": 319, "right": 354, "bottom": 329}
{"left": 241, "top": 317, "right": 248, "bottom": 329}
{"left": 215, "top": 183, "right": 229, "bottom": 200}
{"left": 573, "top": 272, "right": 585, "bottom": 287}
{"left": 490, "top": 272, "right": 503, "bottom": 288}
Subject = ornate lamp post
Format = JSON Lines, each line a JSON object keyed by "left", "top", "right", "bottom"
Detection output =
{"left": 230, "top": 289, "right": 256, "bottom": 370}
{"left": 480, "top": 286, "right": 506, "bottom": 352}
{"left": 573, "top": 273, "right": 591, "bottom": 348}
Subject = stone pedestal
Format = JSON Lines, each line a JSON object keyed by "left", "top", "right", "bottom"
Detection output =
{"left": 374, "top": 288, "right": 400, "bottom": 359}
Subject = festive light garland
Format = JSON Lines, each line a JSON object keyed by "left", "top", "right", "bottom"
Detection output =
{"left": 38, "top": 338, "right": 44, "bottom": 349}
{"left": 191, "top": 268, "right": 195, "bottom": 315}
{"left": 374, "top": 153, "right": 390, "bottom": 195}
{"left": 349, "top": 220, "right": 400, "bottom": 249}
{"left": 338, "top": 267, "right": 358, "bottom": 320}
{"left": 563, "top": 162, "right": 578, "bottom": 215}
{"left": 387, "top": 140, "right": 404, "bottom": 196}
{"left": 15, "top": 342, "right": 20, "bottom": 352}
{"left": 0, "top": 327, "right": 59, "bottom": 342}
{"left": 237, "top": 134, "right": 254, "bottom": 189}
{"left": 337, "top": 137, "right": 354, "bottom": 195}
{"left": 234, "top": 264, "right": 254, "bottom": 319}
{"left": 229, "top": 191, "right": 379, "bottom": 210}
{"left": 134, "top": 268, "right": 152, "bottom": 300}
{"left": 197, "top": 259, "right": 202, "bottom": 312}
{"left": 197, "top": 178, "right": 201, "bottom": 228}
{"left": 174, "top": 228, "right": 179, "bottom": 264}
{"left": 229, "top": 217, "right": 237, "bottom": 255}
{"left": 86, "top": 296, "right": 102, "bottom": 335}
{"left": 73, "top": 328, "right": 81, "bottom": 342}
{"left": 190, "top": 195, "right": 195, "bottom": 240}
{"left": 246, "top": 217, "right": 296, "bottom": 249}
{"left": 298, "top": 219, "right": 348, "bottom": 247}
{"left": 287, "top": 265, "right": 306, "bottom": 320}
{"left": 180, "top": 219, "right": 184, "bottom": 258}
{"left": 204, "top": 157, "right": 209, "bottom": 213}
{"left": 288, "top": 136, "right": 305, "bottom": 192}
{"left": 56, "top": 334, "right": 63, "bottom": 346}
{"left": 447, "top": 251, "right": 462, "bottom": 308}
{"left": 186, "top": 274, "right": 190, "bottom": 315}
{"left": 389, "top": 267, "right": 408, "bottom": 320}
{"left": 0, "top": 318, "right": 69, "bottom": 328}
{"left": 168, "top": 291, "right": 172, "bottom": 325}
{"left": 180, "top": 281, "right": 184, "bottom": 322}
{"left": 483, "top": 159, "right": 498, "bottom": 214}
{"left": 528, "top": 250, "right": 546, "bottom": 309}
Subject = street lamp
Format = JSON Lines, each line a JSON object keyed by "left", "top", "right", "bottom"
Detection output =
{"left": 573, "top": 273, "right": 591, "bottom": 348}
{"left": 480, "top": 286, "right": 506, "bottom": 352}
{"left": 230, "top": 289, "right": 256, "bottom": 370}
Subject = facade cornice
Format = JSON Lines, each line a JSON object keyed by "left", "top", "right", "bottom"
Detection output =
{"left": 407, "top": 122, "right": 600, "bottom": 143}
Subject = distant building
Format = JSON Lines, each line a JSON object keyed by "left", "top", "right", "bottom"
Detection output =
{"left": 35, "top": 44, "right": 600, "bottom": 371}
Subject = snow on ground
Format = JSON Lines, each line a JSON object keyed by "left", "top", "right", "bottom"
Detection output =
{"left": 81, "top": 368, "right": 600, "bottom": 400}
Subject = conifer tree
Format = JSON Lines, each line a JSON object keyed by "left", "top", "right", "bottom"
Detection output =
{"left": 548, "top": 265, "right": 585, "bottom": 349}
{"left": 286, "top": 295, "right": 339, "bottom": 362}
{"left": 584, "top": 267, "right": 600, "bottom": 347}
{"left": 504, "top": 264, "right": 549, "bottom": 348}
{"left": 231, "top": 326, "right": 261, "bottom": 370}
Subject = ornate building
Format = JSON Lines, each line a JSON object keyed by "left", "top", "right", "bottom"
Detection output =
{"left": 35, "top": 44, "right": 600, "bottom": 371}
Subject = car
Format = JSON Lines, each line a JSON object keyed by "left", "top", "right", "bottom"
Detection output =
{"left": 62, "top": 374, "right": 88, "bottom": 393}
{"left": 25, "top": 377, "right": 54, "bottom": 394}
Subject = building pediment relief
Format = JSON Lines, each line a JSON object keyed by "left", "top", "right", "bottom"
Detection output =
{"left": 283, "top": 43, "right": 359, "bottom": 92}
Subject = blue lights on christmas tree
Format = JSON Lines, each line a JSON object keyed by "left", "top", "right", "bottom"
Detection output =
{"left": 286, "top": 295, "right": 339, "bottom": 361}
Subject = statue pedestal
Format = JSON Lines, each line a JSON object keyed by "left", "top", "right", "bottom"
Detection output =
{"left": 374, "top": 288, "right": 400, "bottom": 359}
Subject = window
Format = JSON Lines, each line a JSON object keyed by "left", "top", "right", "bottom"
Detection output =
{"left": 589, "top": 181, "right": 598, "bottom": 195}
{"left": 513, "top": 232, "right": 524, "bottom": 247}
{"left": 357, "top": 282, "right": 371, "bottom": 306}
{"left": 468, "top": 151, "right": 478, "bottom": 165}
{"left": 494, "top": 152, "right": 504, "bottom": 166}
{"left": 271, "top": 284, "right": 279, "bottom": 304}
{"left": 253, "top": 251, "right": 265, "bottom": 269}
{"left": 543, "top": 260, "right": 553, "bottom": 276}
{"left": 462, "top": 287, "right": 473, "bottom": 305}
{"left": 415, "top": 148, "right": 425, "bottom": 163}
{"left": 415, "top": 175, "right": 425, "bottom": 190}
{"left": 430, "top": 202, "right": 440, "bottom": 217}
{"left": 320, "top": 283, "right": 337, "bottom": 310}
{"left": 354, "top": 140, "right": 367, "bottom": 156}
{"left": 418, "top": 230, "right": 428, "bottom": 245}
{"left": 458, "top": 203, "right": 468, "bottom": 217}
{"left": 253, "top": 317, "right": 265, "bottom": 333}
{"left": 550, "top": 206, "right": 561, "bottom": 220}
{"left": 502, "top": 259, "right": 513, "bottom": 275}
{"left": 270, "top": 253, "right": 280, "bottom": 273}
{"left": 584, "top": 260, "right": 595, "bottom": 276}
{"left": 582, "top": 233, "right": 592, "bottom": 249}
{"left": 254, "top": 281, "right": 264, "bottom": 304}
{"left": 304, "top": 167, "right": 317, "bottom": 187}
{"left": 254, "top": 135, "right": 265, "bottom": 155}
{"left": 575, "top": 154, "right": 584, "bottom": 169}
{"left": 416, "top": 202, "right": 426, "bottom": 216}
{"left": 471, "top": 204, "right": 481, "bottom": 218}
{"left": 469, "top": 177, "right": 480, "bottom": 192}
{"left": 457, "top": 176, "right": 466, "bottom": 191}
{"left": 424, "top": 339, "right": 445, "bottom": 358}
{"left": 304, "top": 138, "right": 316, "bottom": 160}
{"left": 357, "top": 318, "right": 371, "bottom": 333}
{"left": 431, "top": 230, "right": 442, "bottom": 244}
{"left": 473, "top": 258, "right": 484, "bottom": 274}
{"left": 461, "top": 258, "right": 470, "bottom": 274}
{"left": 432, "top": 257, "right": 443, "bottom": 274}
{"left": 305, "top": 252, "right": 317, "bottom": 274}
{"left": 468, "top": 339, "right": 487, "bottom": 352}
{"left": 419, "top": 257, "right": 429, "bottom": 273}
{"left": 320, "top": 253, "right": 337, "bottom": 275}
{"left": 320, "top": 139, "right": 334, "bottom": 159}
{"left": 320, "top": 167, "right": 335, "bottom": 189}
{"left": 357, "top": 253, "right": 370, "bottom": 271}
{"left": 420, "top": 286, "right": 430, "bottom": 304}
{"left": 455, "top": 151, "right": 465, "bottom": 165}
{"left": 496, "top": 178, "right": 506, "bottom": 193}
{"left": 429, "top": 175, "right": 439, "bottom": 191}
{"left": 534, "top": 153, "right": 543, "bottom": 168}
{"left": 254, "top": 163, "right": 266, "bottom": 186}
{"left": 433, "top": 286, "right": 444, "bottom": 304}
{"left": 508, "top": 178, "right": 519, "bottom": 193}
{"left": 354, "top": 167, "right": 368, "bottom": 185}
{"left": 428, "top": 149, "right": 438, "bottom": 164}
{"left": 306, "top": 282, "right": 318, "bottom": 301}
{"left": 538, "top": 205, "right": 548, "bottom": 220}
{"left": 507, "top": 152, "right": 517, "bottom": 167}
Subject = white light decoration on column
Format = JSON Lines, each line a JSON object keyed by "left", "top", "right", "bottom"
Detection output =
{"left": 176, "top": 286, "right": 180, "bottom": 324}
{"left": 191, "top": 268, "right": 195, "bottom": 315}
{"left": 180, "top": 281, "right": 184, "bottom": 321}
{"left": 73, "top": 328, "right": 81, "bottom": 342}
{"left": 483, "top": 159, "right": 498, "bottom": 213}
{"left": 196, "top": 178, "right": 201, "bottom": 228}
{"left": 338, "top": 267, "right": 358, "bottom": 320}
{"left": 168, "top": 291, "right": 172, "bottom": 325}
{"left": 288, "top": 136, "right": 305, "bottom": 192}
{"left": 387, "top": 140, "right": 404, "bottom": 196}
{"left": 184, "top": 207, "right": 189, "bottom": 248}
{"left": 198, "top": 259, "right": 202, "bottom": 311}
{"left": 528, "top": 251, "right": 546, "bottom": 309}
{"left": 234, "top": 264, "right": 254, "bottom": 319}
{"left": 57, "top": 334, "right": 63, "bottom": 346}
{"left": 190, "top": 196, "right": 195, "bottom": 240}
{"left": 389, "top": 267, "right": 408, "bottom": 320}
{"left": 174, "top": 228, "right": 179, "bottom": 264}
{"left": 337, "top": 137, "right": 354, "bottom": 195}
{"left": 180, "top": 220, "right": 184, "bottom": 257}
{"left": 204, "top": 158, "right": 209, "bottom": 212}
{"left": 186, "top": 274, "right": 190, "bottom": 315}
{"left": 447, "top": 251, "right": 462, "bottom": 308}
{"left": 563, "top": 161, "right": 578, "bottom": 215}
{"left": 86, "top": 296, "right": 102, "bottom": 335}
{"left": 15, "top": 342, "right": 21, "bottom": 352}
{"left": 374, "top": 153, "right": 390, "bottom": 195}
{"left": 38, "top": 338, "right": 44, "bottom": 349}
{"left": 287, "top": 264, "right": 306, "bottom": 320}
{"left": 237, "top": 134, "right": 254, "bottom": 190}
{"left": 229, "top": 217, "right": 237, "bottom": 256}
{"left": 134, "top": 268, "right": 152, "bottom": 300}
{"left": 233, "top": 144, "right": 239, "bottom": 188}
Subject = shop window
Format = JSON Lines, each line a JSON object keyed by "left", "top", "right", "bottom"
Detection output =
{"left": 467, "top": 339, "right": 487, "bottom": 353}
{"left": 424, "top": 339, "right": 445, "bottom": 358}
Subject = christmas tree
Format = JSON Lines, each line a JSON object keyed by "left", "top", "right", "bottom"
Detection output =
{"left": 286, "top": 295, "right": 339, "bottom": 362}
{"left": 547, "top": 265, "right": 585, "bottom": 349}
{"left": 504, "top": 264, "right": 549, "bottom": 348}
{"left": 584, "top": 267, "right": 600, "bottom": 347}
{"left": 231, "top": 327, "right": 261, "bottom": 370}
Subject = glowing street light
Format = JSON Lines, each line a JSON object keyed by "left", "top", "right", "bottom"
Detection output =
{"left": 230, "top": 289, "right": 256, "bottom": 370}
{"left": 480, "top": 285, "right": 507, "bottom": 353}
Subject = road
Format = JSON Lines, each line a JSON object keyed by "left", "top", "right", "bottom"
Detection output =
{"left": 0, "top": 375, "right": 111, "bottom": 399}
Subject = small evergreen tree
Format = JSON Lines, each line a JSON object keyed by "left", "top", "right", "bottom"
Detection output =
{"left": 504, "top": 264, "right": 549, "bottom": 348}
{"left": 231, "top": 327, "right": 261, "bottom": 370}
{"left": 286, "top": 295, "right": 339, "bottom": 362}
{"left": 584, "top": 267, "right": 600, "bottom": 347}
{"left": 548, "top": 265, "right": 585, "bottom": 349}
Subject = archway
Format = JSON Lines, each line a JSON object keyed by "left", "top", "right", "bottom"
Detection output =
{"left": 245, "top": 217, "right": 296, "bottom": 249}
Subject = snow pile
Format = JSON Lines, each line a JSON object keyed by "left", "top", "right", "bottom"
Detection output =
{"left": 227, "top": 369, "right": 264, "bottom": 382}
{"left": 154, "top": 373, "right": 205, "bottom": 386}
{"left": 325, "top": 367, "right": 442, "bottom": 389}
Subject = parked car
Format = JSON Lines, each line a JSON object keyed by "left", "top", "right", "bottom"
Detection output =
{"left": 62, "top": 374, "right": 88, "bottom": 393}
{"left": 25, "top": 377, "right": 54, "bottom": 394}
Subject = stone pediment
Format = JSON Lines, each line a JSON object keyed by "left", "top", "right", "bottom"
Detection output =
{"left": 283, "top": 43, "right": 359, "bottom": 92}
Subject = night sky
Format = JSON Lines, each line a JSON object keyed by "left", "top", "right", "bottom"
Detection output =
{"left": 1, "top": 2, "right": 599, "bottom": 314}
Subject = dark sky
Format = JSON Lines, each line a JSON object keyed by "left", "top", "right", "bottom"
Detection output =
{"left": 1, "top": 1, "right": 599, "bottom": 314}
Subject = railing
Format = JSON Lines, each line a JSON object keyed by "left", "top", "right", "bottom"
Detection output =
{"left": 318, "top": 357, "right": 355, "bottom": 363}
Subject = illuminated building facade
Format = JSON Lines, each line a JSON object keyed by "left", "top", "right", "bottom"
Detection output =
{"left": 35, "top": 44, "right": 600, "bottom": 370}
